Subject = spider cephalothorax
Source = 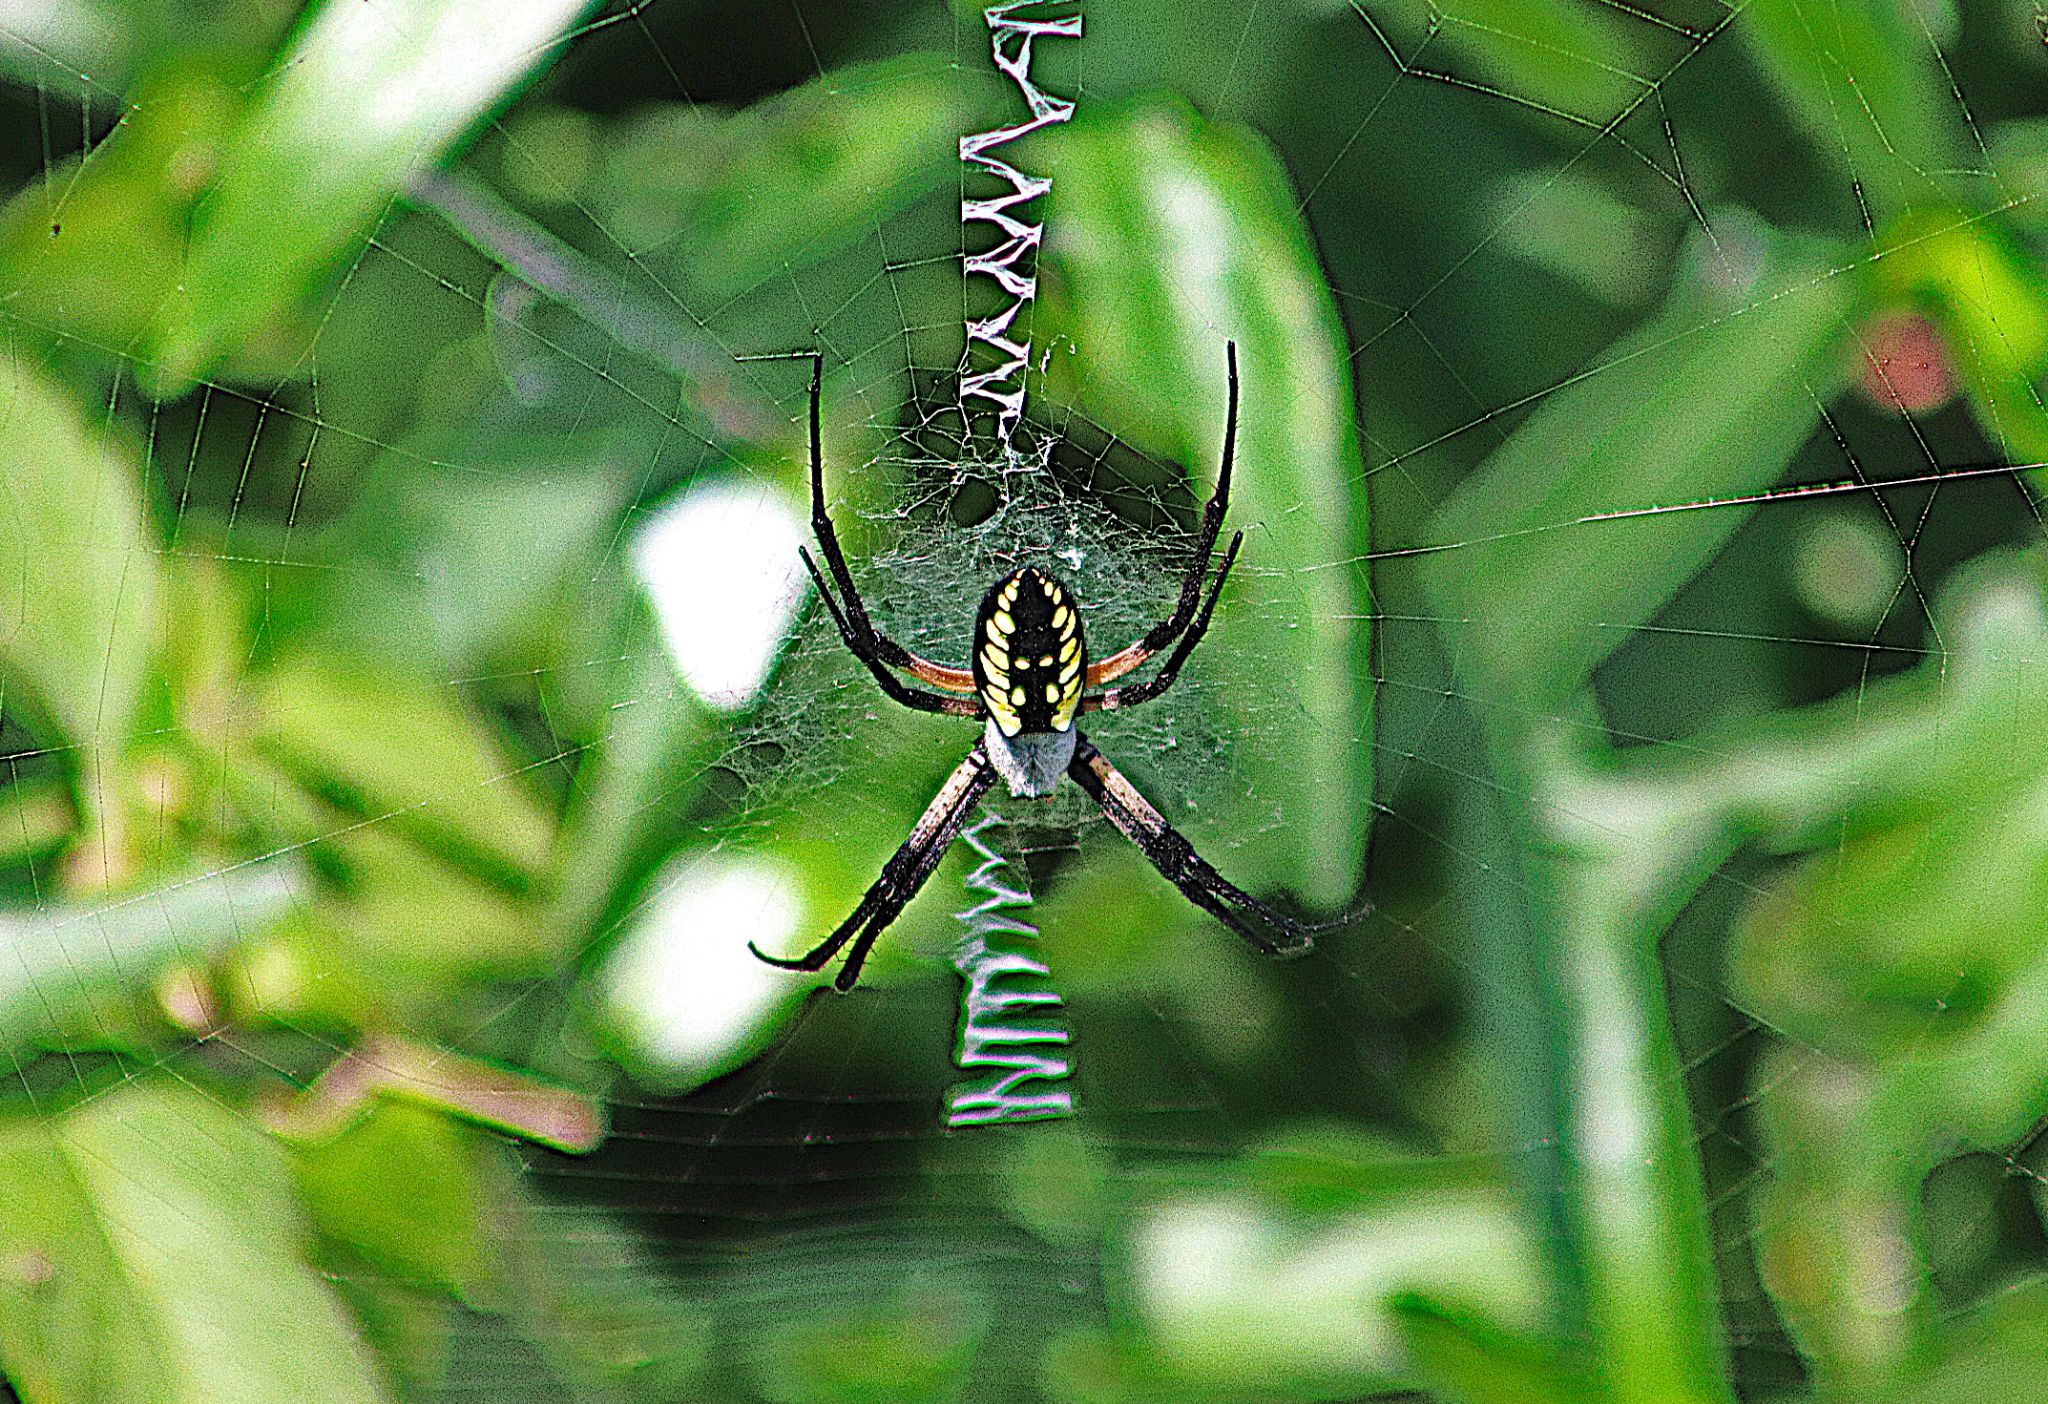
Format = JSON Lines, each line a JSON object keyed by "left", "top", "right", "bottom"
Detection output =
{"left": 751, "top": 343, "right": 1354, "bottom": 991}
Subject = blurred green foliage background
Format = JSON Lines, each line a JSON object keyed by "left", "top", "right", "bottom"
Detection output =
{"left": 6, "top": 0, "right": 2048, "bottom": 1401}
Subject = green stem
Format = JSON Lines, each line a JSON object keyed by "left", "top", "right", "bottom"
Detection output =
{"left": 1499, "top": 745, "right": 1738, "bottom": 1404}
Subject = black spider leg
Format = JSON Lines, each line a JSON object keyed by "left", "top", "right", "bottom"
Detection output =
{"left": 750, "top": 743, "right": 998, "bottom": 991}
{"left": 801, "top": 552, "right": 978, "bottom": 717}
{"left": 1116, "top": 340, "right": 1245, "bottom": 670}
{"left": 795, "top": 353, "right": 975, "bottom": 717}
{"left": 1155, "top": 339, "right": 1241, "bottom": 644}
{"left": 1088, "top": 530, "right": 1243, "bottom": 712}
{"left": 1068, "top": 734, "right": 1353, "bottom": 955}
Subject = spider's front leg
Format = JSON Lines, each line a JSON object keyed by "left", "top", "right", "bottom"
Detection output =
{"left": 750, "top": 743, "right": 997, "bottom": 991}
{"left": 796, "top": 351, "right": 979, "bottom": 703}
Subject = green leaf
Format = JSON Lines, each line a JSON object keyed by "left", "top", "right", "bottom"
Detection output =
{"left": 0, "top": 347, "right": 161, "bottom": 773}
{"left": 1036, "top": 97, "right": 1372, "bottom": 908}
{"left": 268, "top": 824, "right": 560, "bottom": 1016}
{"left": 1356, "top": 0, "right": 1665, "bottom": 131}
{"left": 1736, "top": 0, "right": 1967, "bottom": 218}
{"left": 1390, "top": 1295, "right": 1593, "bottom": 1404}
{"left": 590, "top": 52, "right": 1000, "bottom": 301}
{"left": 254, "top": 654, "right": 553, "bottom": 886}
{"left": 324, "top": 1252, "right": 455, "bottom": 1399}
{"left": 1730, "top": 781, "right": 2048, "bottom": 1060}
{"left": 317, "top": 426, "right": 633, "bottom": 668}
{"left": 1875, "top": 1277, "right": 2048, "bottom": 1404}
{"left": 1875, "top": 207, "right": 2048, "bottom": 467}
{"left": 0, "top": 772, "right": 76, "bottom": 868}
{"left": 143, "top": 0, "right": 596, "bottom": 395}
{"left": 1097, "top": 1134, "right": 1546, "bottom": 1400}
{"left": 753, "top": 1280, "right": 986, "bottom": 1404}
{"left": 0, "top": 61, "right": 248, "bottom": 360}
{"left": 0, "top": 858, "right": 298, "bottom": 1052}
{"left": 496, "top": 1201, "right": 712, "bottom": 1402}
{"left": 1419, "top": 216, "right": 1865, "bottom": 716}
{"left": 0, "top": 1080, "right": 389, "bottom": 1403}
{"left": 291, "top": 1098, "right": 498, "bottom": 1296}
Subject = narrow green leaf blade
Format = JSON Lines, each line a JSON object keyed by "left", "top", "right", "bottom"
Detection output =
{"left": 0, "top": 348, "right": 160, "bottom": 767}
{"left": 144, "top": 0, "right": 595, "bottom": 394}
{"left": 0, "top": 859, "right": 299, "bottom": 1052}
{"left": 1037, "top": 98, "right": 1372, "bottom": 907}
{"left": 1420, "top": 220, "right": 1866, "bottom": 715}
{"left": 1737, "top": 0, "right": 1968, "bottom": 217}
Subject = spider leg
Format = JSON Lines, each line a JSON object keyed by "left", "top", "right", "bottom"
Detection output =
{"left": 1067, "top": 733, "right": 1354, "bottom": 955}
{"left": 798, "top": 352, "right": 977, "bottom": 697}
{"left": 1084, "top": 529, "right": 1242, "bottom": 713}
{"left": 750, "top": 743, "right": 997, "bottom": 991}
{"left": 801, "top": 549, "right": 978, "bottom": 717}
{"left": 1086, "top": 340, "right": 1241, "bottom": 688}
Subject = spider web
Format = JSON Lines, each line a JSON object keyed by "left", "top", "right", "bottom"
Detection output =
{"left": 2, "top": 1, "right": 2047, "bottom": 1401}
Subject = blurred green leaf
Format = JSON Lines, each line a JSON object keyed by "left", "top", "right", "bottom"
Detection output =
{"left": 0, "top": 347, "right": 160, "bottom": 778}
{"left": 318, "top": 426, "right": 633, "bottom": 668}
{"left": 1391, "top": 1295, "right": 1591, "bottom": 1404}
{"left": 1356, "top": 0, "right": 1663, "bottom": 131}
{"left": 143, "top": 0, "right": 596, "bottom": 394}
{"left": 0, "top": 858, "right": 297, "bottom": 1052}
{"left": 591, "top": 52, "right": 998, "bottom": 301}
{"left": 1561, "top": 548, "right": 2048, "bottom": 855}
{"left": 1749, "top": 907, "right": 2048, "bottom": 1389}
{"left": 0, "top": 1080, "right": 388, "bottom": 1403}
{"left": 1421, "top": 215, "right": 1864, "bottom": 715}
{"left": 1876, "top": 207, "right": 2048, "bottom": 466}
{"left": 753, "top": 1278, "right": 986, "bottom": 1404}
{"left": 1737, "top": 0, "right": 1966, "bottom": 218}
{"left": 0, "top": 61, "right": 246, "bottom": 359}
{"left": 1037, "top": 97, "right": 1371, "bottom": 909}
{"left": 291, "top": 1097, "right": 500, "bottom": 1297}
{"left": 0, "top": 773, "right": 76, "bottom": 868}
{"left": 1730, "top": 780, "right": 2048, "bottom": 1059}
{"left": 1085, "top": 1130, "right": 1546, "bottom": 1401}
{"left": 324, "top": 1252, "right": 456, "bottom": 1399}
{"left": 0, "top": 2, "right": 133, "bottom": 89}
{"left": 547, "top": 588, "right": 720, "bottom": 946}
{"left": 0, "top": 1111, "right": 158, "bottom": 1402}
{"left": 1875, "top": 1278, "right": 2048, "bottom": 1404}
{"left": 298, "top": 824, "right": 560, "bottom": 1003}
{"left": 254, "top": 654, "right": 553, "bottom": 886}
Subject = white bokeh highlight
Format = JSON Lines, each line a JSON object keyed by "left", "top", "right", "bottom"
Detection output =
{"left": 630, "top": 477, "right": 807, "bottom": 711}
{"left": 597, "top": 853, "right": 806, "bottom": 1084}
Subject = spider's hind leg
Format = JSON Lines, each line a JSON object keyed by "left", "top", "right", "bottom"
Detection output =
{"left": 1066, "top": 734, "right": 1356, "bottom": 955}
{"left": 750, "top": 743, "right": 997, "bottom": 991}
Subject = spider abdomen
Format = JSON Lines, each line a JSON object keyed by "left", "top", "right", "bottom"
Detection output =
{"left": 972, "top": 566, "right": 1087, "bottom": 740}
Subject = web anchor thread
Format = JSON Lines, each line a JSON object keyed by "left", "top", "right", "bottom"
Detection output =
{"left": 959, "top": 0, "right": 1081, "bottom": 451}
{"left": 946, "top": 815, "right": 1075, "bottom": 1127}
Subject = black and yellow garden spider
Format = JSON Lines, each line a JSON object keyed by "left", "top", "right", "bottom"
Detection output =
{"left": 751, "top": 344, "right": 1349, "bottom": 991}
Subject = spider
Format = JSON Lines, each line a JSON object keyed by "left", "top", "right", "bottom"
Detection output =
{"left": 751, "top": 344, "right": 1349, "bottom": 992}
